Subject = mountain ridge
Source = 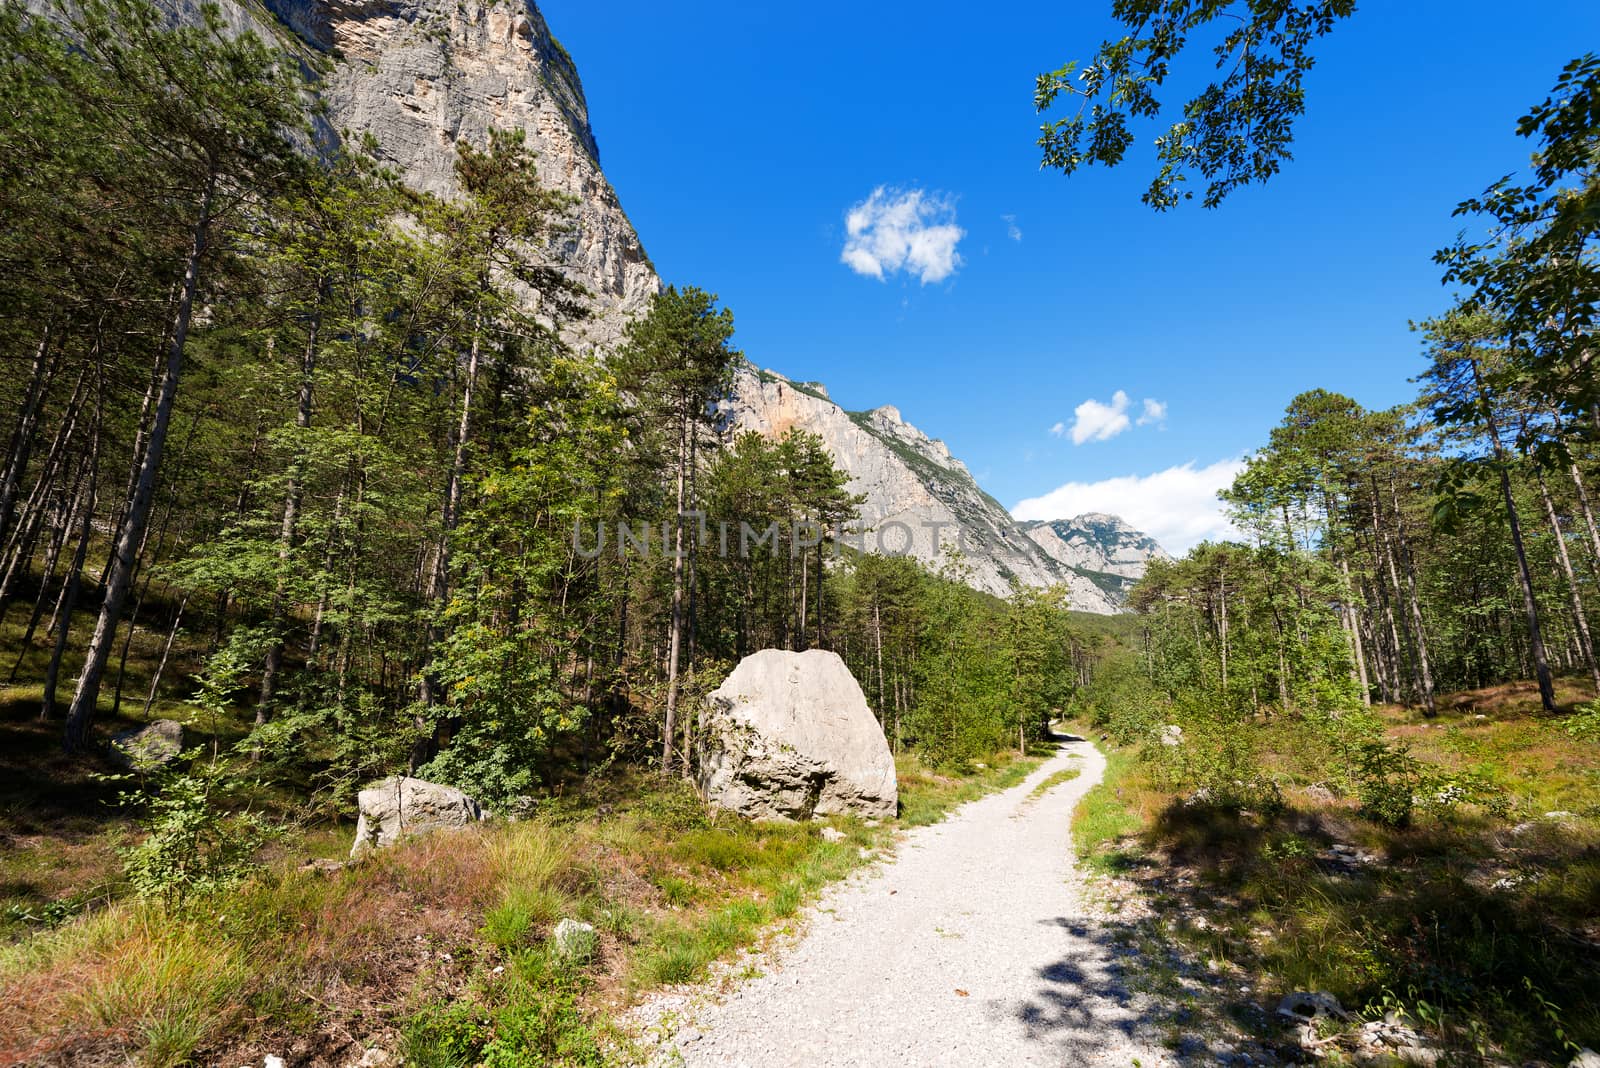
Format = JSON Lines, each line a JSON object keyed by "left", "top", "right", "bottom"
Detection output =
{"left": 726, "top": 366, "right": 1166, "bottom": 612}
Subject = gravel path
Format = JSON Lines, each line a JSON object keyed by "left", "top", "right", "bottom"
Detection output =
{"left": 637, "top": 738, "right": 1174, "bottom": 1067}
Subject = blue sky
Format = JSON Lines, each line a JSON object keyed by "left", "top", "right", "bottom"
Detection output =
{"left": 543, "top": 1, "right": 1600, "bottom": 552}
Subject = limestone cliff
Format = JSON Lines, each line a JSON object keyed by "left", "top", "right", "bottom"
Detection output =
{"left": 1020, "top": 515, "right": 1171, "bottom": 603}
{"left": 724, "top": 366, "right": 1126, "bottom": 612}
{"left": 137, "top": 0, "right": 1164, "bottom": 611}
{"left": 175, "top": 0, "right": 660, "bottom": 349}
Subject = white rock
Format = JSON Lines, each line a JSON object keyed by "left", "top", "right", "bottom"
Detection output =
{"left": 349, "top": 776, "right": 485, "bottom": 857}
{"left": 356, "top": 1050, "right": 392, "bottom": 1067}
{"left": 820, "top": 827, "right": 847, "bottom": 842}
{"left": 1571, "top": 1049, "right": 1600, "bottom": 1068}
{"left": 1159, "top": 724, "right": 1183, "bottom": 746}
{"left": 697, "top": 650, "right": 896, "bottom": 821}
{"left": 1277, "top": 991, "right": 1351, "bottom": 1023}
{"left": 264, "top": 1057, "right": 286, "bottom": 1068}
{"left": 553, "top": 918, "right": 597, "bottom": 961}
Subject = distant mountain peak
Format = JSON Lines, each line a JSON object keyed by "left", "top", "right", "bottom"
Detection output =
{"left": 726, "top": 366, "right": 1162, "bottom": 613}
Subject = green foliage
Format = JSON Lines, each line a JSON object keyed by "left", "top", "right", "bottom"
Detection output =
{"left": 1036, "top": 1, "right": 1354, "bottom": 209}
{"left": 114, "top": 754, "right": 273, "bottom": 906}
{"left": 1567, "top": 702, "right": 1600, "bottom": 741}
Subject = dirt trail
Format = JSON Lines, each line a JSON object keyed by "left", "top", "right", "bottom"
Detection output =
{"left": 638, "top": 739, "right": 1173, "bottom": 1067}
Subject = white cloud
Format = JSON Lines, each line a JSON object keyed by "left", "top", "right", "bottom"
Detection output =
{"left": 1012, "top": 457, "right": 1247, "bottom": 555}
{"left": 1066, "top": 390, "right": 1132, "bottom": 444}
{"left": 1002, "top": 213, "right": 1022, "bottom": 241}
{"left": 840, "top": 187, "right": 965, "bottom": 285}
{"left": 1053, "top": 391, "right": 1167, "bottom": 444}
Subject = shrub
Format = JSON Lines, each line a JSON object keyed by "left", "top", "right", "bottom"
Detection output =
{"left": 116, "top": 757, "right": 273, "bottom": 906}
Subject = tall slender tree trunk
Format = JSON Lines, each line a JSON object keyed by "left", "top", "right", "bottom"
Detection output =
{"left": 1571, "top": 461, "right": 1600, "bottom": 578}
{"left": 44, "top": 414, "right": 101, "bottom": 721}
{"left": 142, "top": 595, "right": 188, "bottom": 718}
{"left": 1473, "top": 365, "right": 1556, "bottom": 712}
{"left": 873, "top": 600, "right": 886, "bottom": 720}
{"left": 64, "top": 174, "right": 214, "bottom": 752}
{"left": 413, "top": 315, "right": 483, "bottom": 768}
{"left": 1338, "top": 556, "right": 1372, "bottom": 704}
{"left": 0, "top": 327, "right": 56, "bottom": 554}
{"left": 1389, "top": 477, "right": 1436, "bottom": 714}
{"left": 1537, "top": 469, "right": 1600, "bottom": 693}
{"left": 661, "top": 409, "right": 688, "bottom": 776}
{"left": 679, "top": 429, "right": 700, "bottom": 778}
{"left": 258, "top": 299, "right": 322, "bottom": 731}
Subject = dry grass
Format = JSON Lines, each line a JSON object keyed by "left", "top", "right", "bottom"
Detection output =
{"left": 1071, "top": 684, "right": 1600, "bottom": 1064}
{"left": 0, "top": 749, "right": 1042, "bottom": 1066}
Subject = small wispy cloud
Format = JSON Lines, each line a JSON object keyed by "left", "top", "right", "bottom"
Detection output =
{"left": 1051, "top": 390, "right": 1167, "bottom": 445}
{"left": 840, "top": 187, "right": 965, "bottom": 285}
{"left": 1002, "top": 213, "right": 1022, "bottom": 242}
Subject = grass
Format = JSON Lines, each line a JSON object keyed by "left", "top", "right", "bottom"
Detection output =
{"left": 0, "top": 743, "right": 1041, "bottom": 1065}
{"left": 894, "top": 748, "right": 1046, "bottom": 827}
{"left": 1027, "top": 761, "right": 1082, "bottom": 800}
{"left": 1069, "top": 686, "right": 1600, "bottom": 1064}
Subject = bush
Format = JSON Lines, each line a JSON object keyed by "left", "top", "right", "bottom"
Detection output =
{"left": 116, "top": 756, "right": 273, "bottom": 906}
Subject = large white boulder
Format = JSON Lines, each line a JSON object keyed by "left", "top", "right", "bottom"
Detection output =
{"left": 697, "top": 649, "right": 896, "bottom": 821}
{"left": 350, "top": 776, "right": 486, "bottom": 857}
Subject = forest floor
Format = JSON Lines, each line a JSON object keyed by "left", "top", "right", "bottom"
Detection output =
{"left": 627, "top": 737, "right": 1187, "bottom": 1068}
{"left": 1071, "top": 681, "right": 1600, "bottom": 1066}
{"left": 0, "top": 692, "right": 1055, "bottom": 1067}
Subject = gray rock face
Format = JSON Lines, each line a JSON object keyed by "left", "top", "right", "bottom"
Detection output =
{"left": 697, "top": 649, "right": 896, "bottom": 821}
{"left": 125, "top": 0, "right": 660, "bottom": 351}
{"left": 272, "top": 0, "right": 659, "bottom": 350}
{"left": 109, "top": 719, "right": 185, "bottom": 768}
{"left": 724, "top": 366, "right": 1127, "bottom": 611}
{"left": 1020, "top": 513, "right": 1170, "bottom": 603}
{"left": 350, "top": 776, "right": 486, "bottom": 856}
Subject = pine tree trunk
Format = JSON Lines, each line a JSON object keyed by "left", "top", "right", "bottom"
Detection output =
{"left": 661, "top": 409, "right": 688, "bottom": 776}
{"left": 258, "top": 299, "right": 322, "bottom": 731}
{"left": 1473, "top": 365, "right": 1555, "bottom": 712}
{"left": 0, "top": 327, "right": 57, "bottom": 555}
{"left": 1389, "top": 477, "right": 1436, "bottom": 714}
{"left": 142, "top": 596, "right": 188, "bottom": 718}
{"left": 64, "top": 174, "right": 214, "bottom": 752}
{"left": 1537, "top": 469, "right": 1600, "bottom": 693}
{"left": 44, "top": 431, "right": 100, "bottom": 721}
{"left": 1570, "top": 461, "right": 1600, "bottom": 579}
{"left": 1338, "top": 556, "right": 1372, "bottom": 704}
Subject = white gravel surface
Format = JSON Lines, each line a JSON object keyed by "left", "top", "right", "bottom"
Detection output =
{"left": 634, "top": 738, "right": 1175, "bottom": 1067}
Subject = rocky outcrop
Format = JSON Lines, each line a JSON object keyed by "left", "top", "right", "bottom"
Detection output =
{"left": 273, "top": 0, "right": 658, "bottom": 350}
{"left": 697, "top": 649, "right": 896, "bottom": 821}
{"left": 350, "top": 776, "right": 487, "bottom": 856}
{"left": 724, "top": 366, "right": 1130, "bottom": 610}
{"left": 1021, "top": 514, "right": 1170, "bottom": 602}
{"left": 109, "top": 719, "right": 185, "bottom": 768}
{"left": 137, "top": 0, "right": 660, "bottom": 350}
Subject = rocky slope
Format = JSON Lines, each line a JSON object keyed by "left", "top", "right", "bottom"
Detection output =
{"left": 726, "top": 367, "right": 1169, "bottom": 611}
{"left": 1021, "top": 514, "right": 1172, "bottom": 603}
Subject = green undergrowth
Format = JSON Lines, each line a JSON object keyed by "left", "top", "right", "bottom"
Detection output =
{"left": 894, "top": 748, "right": 1047, "bottom": 827}
{"left": 1067, "top": 698, "right": 1600, "bottom": 1063}
{"left": 1, "top": 749, "right": 1040, "bottom": 1066}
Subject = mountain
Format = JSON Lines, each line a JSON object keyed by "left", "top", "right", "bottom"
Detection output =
{"left": 725, "top": 367, "right": 1168, "bottom": 612}
{"left": 135, "top": 0, "right": 1164, "bottom": 611}
{"left": 158, "top": 0, "right": 662, "bottom": 350}
{"left": 1020, "top": 515, "right": 1172, "bottom": 603}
